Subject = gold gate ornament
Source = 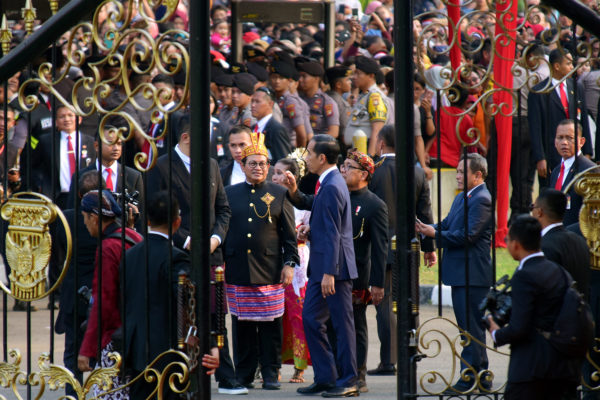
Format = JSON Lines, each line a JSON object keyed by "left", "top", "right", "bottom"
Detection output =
{"left": 0, "top": 192, "right": 71, "bottom": 301}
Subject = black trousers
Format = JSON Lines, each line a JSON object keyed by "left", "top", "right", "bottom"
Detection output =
{"left": 505, "top": 379, "right": 577, "bottom": 400}
{"left": 212, "top": 314, "right": 237, "bottom": 387}
{"left": 231, "top": 315, "right": 282, "bottom": 385}
{"left": 510, "top": 116, "right": 536, "bottom": 221}
{"left": 374, "top": 268, "right": 396, "bottom": 367}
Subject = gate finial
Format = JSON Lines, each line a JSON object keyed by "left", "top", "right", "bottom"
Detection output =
{"left": 0, "top": 15, "right": 11, "bottom": 56}
{"left": 21, "top": 0, "right": 37, "bottom": 36}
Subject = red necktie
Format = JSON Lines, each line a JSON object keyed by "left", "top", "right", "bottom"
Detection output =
{"left": 555, "top": 161, "right": 565, "bottom": 190}
{"left": 560, "top": 82, "right": 569, "bottom": 118}
{"left": 105, "top": 168, "right": 114, "bottom": 191}
{"left": 253, "top": 124, "right": 259, "bottom": 133}
{"left": 315, "top": 180, "right": 320, "bottom": 195}
{"left": 67, "top": 135, "right": 76, "bottom": 176}
{"left": 46, "top": 99, "right": 51, "bottom": 111}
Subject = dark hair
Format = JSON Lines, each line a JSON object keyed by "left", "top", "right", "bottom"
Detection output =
{"left": 537, "top": 188, "right": 567, "bottom": 222}
{"left": 78, "top": 170, "right": 105, "bottom": 197}
{"left": 210, "top": 4, "right": 228, "bottom": 20}
{"left": 95, "top": 125, "right": 118, "bottom": 142}
{"left": 557, "top": 118, "right": 584, "bottom": 136}
{"left": 210, "top": 91, "right": 218, "bottom": 116}
{"left": 378, "top": 124, "right": 395, "bottom": 149}
{"left": 256, "top": 86, "right": 276, "bottom": 101}
{"left": 228, "top": 125, "right": 252, "bottom": 138}
{"left": 384, "top": 69, "right": 394, "bottom": 92}
{"left": 508, "top": 214, "right": 541, "bottom": 251}
{"left": 276, "top": 158, "right": 300, "bottom": 180}
{"left": 311, "top": 134, "right": 339, "bottom": 164}
{"left": 414, "top": 72, "right": 426, "bottom": 88}
{"left": 0, "top": 104, "right": 16, "bottom": 115}
{"left": 151, "top": 73, "right": 175, "bottom": 87}
{"left": 549, "top": 48, "right": 569, "bottom": 67}
{"left": 459, "top": 153, "right": 488, "bottom": 179}
{"left": 448, "top": 83, "right": 470, "bottom": 107}
{"left": 147, "top": 191, "right": 180, "bottom": 227}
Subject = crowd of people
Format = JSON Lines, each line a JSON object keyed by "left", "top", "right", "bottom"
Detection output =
{"left": 1, "top": 0, "right": 600, "bottom": 398}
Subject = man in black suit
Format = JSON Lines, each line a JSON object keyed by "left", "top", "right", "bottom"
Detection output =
{"left": 251, "top": 87, "right": 292, "bottom": 163}
{"left": 66, "top": 126, "right": 143, "bottom": 210}
{"left": 32, "top": 104, "right": 96, "bottom": 209}
{"left": 548, "top": 119, "right": 596, "bottom": 226}
{"left": 224, "top": 132, "right": 298, "bottom": 390}
{"left": 367, "top": 125, "right": 436, "bottom": 376}
{"left": 146, "top": 120, "right": 238, "bottom": 393}
{"left": 220, "top": 126, "right": 253, "bottom": 187}
{"left": 487, "top": 215, "right": 583, "bottom": 400}
{"left": 532, "top": 189, "right": 590, "bottom": 298}
{"left": 123, "top": 192, "right": 219, "bottom": 400}
{"left": 528, "top": 49, "right": 593, "bottom": 187}
{"left": 340, "top": 149, "right": 388, "bottom": 393}
{"left": 54, "top": 170, "right": 103, "bottom": 396}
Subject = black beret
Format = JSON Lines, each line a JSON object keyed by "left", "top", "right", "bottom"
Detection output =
{"left": 229, "top": 61, "right": 247, "bottom": 74}
{"left": 173, "top": 66, "right": 187, "bottom": 86}
{"left": 271, "top": 50, "right": 294, "bottom": 66}
{"left": 269, "top": 60, "right": 298, "bottom": 80}
{"left": 247, "top": 62, "right": 269, "bottom": 82}
{"left": 325, "top": 66, "right": 352, "bottom": 84}
{"left": 243, "top": 45, "right": 266, "bottom": 60}
{"left": 355, "top": 56, "right": 380, "bottom": 75}
{"left": 233, "top": 73, "right": 257, "bottom": 95}
{"left": 297, "top": 60, "right": 325, "bottom": 77}
{"left": 213, "top": 73, "right": 234, "bottom": 87}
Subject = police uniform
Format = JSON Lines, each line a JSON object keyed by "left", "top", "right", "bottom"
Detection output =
{"left": 269, "top": 60, "right": 313, "bottom": 147}
{"left": 215, "top": 74, "right": 238, "bottom": 135}
{"left": 232, "top": 73, "right": 257, "bottom": 128}
{"left": 297, "top": 61, "right": 340, "bottom": 136}
{"left": 223, "top": 132, "right": 299, "bottom": 387}
{"left": 345, "top": 83, "right": 389, "bottom": 146}
{"left": 345, "top": 57, "right": 389, "bottom": 147}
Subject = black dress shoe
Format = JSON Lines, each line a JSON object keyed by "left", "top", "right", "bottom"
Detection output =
{"left": 12, "top": 301, "right": 37, "bottom": 312}
{"left": 366, "top": 365, "right": 396, "bottom": 376}
{"left": 322, "top": 385, "right": 359, "bottom": 398}
{"left": 297, "top": 382, "right": 334, "bottom": 395}
{"left": 262, "top": 381, "right": 281, "bottom": 390}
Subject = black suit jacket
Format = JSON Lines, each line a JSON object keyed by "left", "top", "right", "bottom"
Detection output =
{"left": 224, "top": 181, "right": 298, "bottom": 285}
{"left": 549, "top": 154, "right": 596, "bottom": 226}
{"left": 528, "top": 78, "right": 593, "bottom": 167}
{"left": 495, "top": 255, "right": 582, "bottom": 383}
{"left": 350, "top": 187, "right": 388, "bottom": 289}
{"left": 254, "top": 118, "right": 292, "bottom": 164}
{"left": 123, "top": 234, "right": 189, "bottom": 372}
{"left": 31, "top": 132, "right": 96, "bottom": 204}
{"left": 55, "top": 209, "right": 97, "bottom": 333}
{"left": 147, "top": 152, "right": 230, "bottom": 264}
{"left": 542, "top": 224, "right": 591, "bottom": 299}
{"left": 369, "top": 156, "right": 435, "bottom": 264}
{"left": 65, "top": 163, "right": 143, "bottom": 209}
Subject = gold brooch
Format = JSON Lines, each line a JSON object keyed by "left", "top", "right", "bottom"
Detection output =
{"left": 251, "top": 192, "right": 275, "bottom": 223}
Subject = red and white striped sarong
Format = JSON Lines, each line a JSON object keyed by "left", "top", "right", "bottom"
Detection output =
{"left": 226, "top": 283, "right": 285, "bottom": 321}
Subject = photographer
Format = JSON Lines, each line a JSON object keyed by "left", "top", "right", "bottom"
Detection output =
{"left": 486, "top": 215, "right": 582, "bottom": 400}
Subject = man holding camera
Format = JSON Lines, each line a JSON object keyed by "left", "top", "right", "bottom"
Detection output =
{"left": 486, "top": 215, "right": 582, "bottom": 400}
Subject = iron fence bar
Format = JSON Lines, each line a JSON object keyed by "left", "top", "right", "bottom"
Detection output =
{"left": 572, "top": 24, "right": 580, "bottom": 172}
{"left": 0, "top": 0, "right": 97, "bottom": 83}
{"left": 119, "top": 136, "right": 127, "bottom": 381}
{"left": 2, "top": 79, "right": 7, "bottom": 362}
{"left": 167, "top": 102, "right": 173, "bottom": 349}
{"left": 49, "top": 39, "right": 57, "bottom": 365}
{"left": 542, "top": 0, "right": 600, "bottom": 39}
{"left": 96, "top": 116, "right": 103, "bottom": 362}
{"left": 27, "top": 301, "right": 31, "bottom": 400}
{"left": 463, "top": 144, "right": 470, "bottom": 332}
{"left": 394, "top": 0, "right": 416, "bottom": 398}
{"left": 189, "top": 0, "right": 212, "bottom": 396}
{"left": 143, "top": 171, "right": 149, "bottom": 365}
{"left": 72, "top": 104, "right": 81, "bottom": 393}
{"left": 490, "top": 120, "right": 497, "bottom": 282}
{"left": 435, "top": 90, "right": 442, "bottom": 317}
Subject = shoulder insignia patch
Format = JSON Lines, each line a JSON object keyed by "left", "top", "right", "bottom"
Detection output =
{"left": 325, "top": 104, "right": 333, "bottom": 117}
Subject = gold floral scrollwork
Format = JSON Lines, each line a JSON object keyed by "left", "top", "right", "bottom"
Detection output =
{"left": 571, "top": 169, "right": 600, "bottom": 270}
{"left": 0, "top": 192, "right": 72, "bottom": 301}
{"left": 416, "top": 316, "right": 508, "bottom": 395}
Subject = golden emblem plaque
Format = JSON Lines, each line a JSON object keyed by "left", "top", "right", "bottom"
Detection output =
{"left": 0, "top": 192, "right": 72, "bottom": 301}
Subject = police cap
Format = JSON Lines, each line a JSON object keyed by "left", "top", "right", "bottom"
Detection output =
{"left": 214, "top": 73, "right": 234, "bottom": 87}
{"left": 355, "top": 56, "right": 380, "bottom": 75}
{"left": 325, "top": 65, "right": 352, "bottom": 85}
{"left": 296, "top": 60, "right": 325, "bottom": 78}
{"left": 233, "top": 73, "right": 257, "bottom": 95}
{"left": 247, "top": 62, "right": 269, "bottom": 82}
{"left": 269, "top": 60, "right": 298, "bottom": 80}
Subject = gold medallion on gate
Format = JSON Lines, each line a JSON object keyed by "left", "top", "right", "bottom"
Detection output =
{"left": 0, "top": 192, "right": 71, "bottom": 301}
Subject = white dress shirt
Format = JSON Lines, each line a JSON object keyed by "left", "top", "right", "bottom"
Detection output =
{"left": 96, "top": 160, "right": 119, "bottom": 191}
{"left": 60, "top": 131, "right": 85, "bottom": 192}
{"left": 231, "top": 161, "right": 246, "bottom": 185}
{"left": 175, "top": 144, "right": 191, "bottom": 173}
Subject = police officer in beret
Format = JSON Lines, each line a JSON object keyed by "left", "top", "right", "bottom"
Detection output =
{"left": 215, "top": 74, "right": 238, "bottom": 137}
{"left": 297, "top": 61, "right": 341, "bottom": 138}
{"left": 269, "top": 60, "right": 313, "bottom": 148}
{"left": 346, "top": 56, "right": 389, "bottom": 156}
{"left": 232, "top": 73, "right": 257, "bottom": 128}
{"left": 248, "top": 62, "right": 283, "bottom": 123}
{"left": 326, "top": 66, "right": 353, "bottom": 148}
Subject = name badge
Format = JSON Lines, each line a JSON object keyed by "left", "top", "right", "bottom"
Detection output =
{"left": 566, "top": 195, "right": 571, "bottom": 210}
{"left": 217, "top": 143, "right": 224, "bottom": 157}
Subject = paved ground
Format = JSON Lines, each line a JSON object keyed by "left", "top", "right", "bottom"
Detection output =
{"left": 0, "top": 300, "right": 510, "bottom": 399}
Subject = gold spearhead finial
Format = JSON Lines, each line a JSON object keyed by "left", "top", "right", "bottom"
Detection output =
{"left": 22, "top": 0, "right": 37, "bottom": 36}
{"left": 0, "top": 14, "right": 12, "bottom": 56}
{"left": 48, "top": 0, "right": 59, "bottom": 15}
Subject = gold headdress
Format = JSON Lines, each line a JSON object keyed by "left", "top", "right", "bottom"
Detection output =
{"left": 242, "top": 131, "right": 269, "bottom": 159}
{"left": 287, "top": 147, "right": 307, "bottom": 179}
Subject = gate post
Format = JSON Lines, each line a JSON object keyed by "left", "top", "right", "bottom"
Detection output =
{"left": 393, "top": 0, "right": 416, "bottom": 399}
{"left": 190, "top": 0, "right": 212, "bottom": 398}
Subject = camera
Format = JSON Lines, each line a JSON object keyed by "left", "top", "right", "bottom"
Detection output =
{"left": 78, "top": 285, "right": 94, "bottom": 332}
{"left": 112, "top": 189, "right": 140, "bottom": 223}
{"left": 480, "top": 274, "right": 512, "bottom": 329}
